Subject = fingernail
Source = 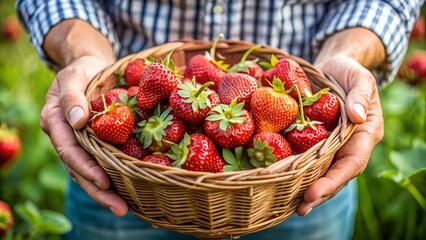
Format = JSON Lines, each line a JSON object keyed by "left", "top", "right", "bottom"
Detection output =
{"left": 353, "top": 103, "right": 366, "bottom": 121}
{"left": 69, "top": 106, "right": 84, "bottom": 126}
{"left": 304, "top": 208, "right": 313, "bottom": 216}
{"left": 110, "top": 207, "right": 119, "bottom": 216}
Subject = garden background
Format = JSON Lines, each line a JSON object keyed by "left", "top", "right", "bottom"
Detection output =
{"left": 0, "top": 1, "right": 425, "bottom": 239}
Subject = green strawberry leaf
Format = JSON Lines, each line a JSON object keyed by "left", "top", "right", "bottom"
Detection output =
{"left": 14, "top": 201, "right": 42, "bottom": 229}
{"left": 223, "top": 147, "right": 253, "bottom": 171}
{"left": 39, "top": 210, "right": 73, "bottom": 235}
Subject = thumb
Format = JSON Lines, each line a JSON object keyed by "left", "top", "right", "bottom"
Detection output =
{"left": 316, "top": 56, "right": 375, "bottom": 124}
{"left": 56, "top": 66, "right": 92, "bottom": 129}
{"left": 344, "top": 65, "right": 376, "bottom": 124}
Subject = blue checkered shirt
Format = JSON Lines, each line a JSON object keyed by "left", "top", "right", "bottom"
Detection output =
{"left": 16, "top": 0, "right": 424, "bottom": 84}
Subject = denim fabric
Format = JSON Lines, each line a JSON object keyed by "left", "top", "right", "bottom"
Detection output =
{"left": 65, "top": 179, "right": 357, "bottom": 240}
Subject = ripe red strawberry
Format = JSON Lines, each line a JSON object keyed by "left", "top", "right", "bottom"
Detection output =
{"left": 91, "top": 102, "right": 134, "bottom": 145}
{"left": 303, "top": 88, "right": 341, "bottom": 131}
{"left": 217, "top": 72, "right": 258, "bottom": 109}
{"left": 135, "top": 105, "right": 186, "bottom": 153}
{"left": 410, "top": 15, "right": 425, "bottom": 41}
{"left": 286, "top": 123, "right": 328, "bottom": 154}
{"left": 246, "top": 132, "right": 292, "bottom": 167}
{"left": 204, "top": 99, "right": 254, "bottom": 148}
{"left": 90, "top": 88, "right": 128, "bottom": 112}
{"left": 142, "top": 154, "right": 173, "bottom": 167}
{"left": 119, "top": 136, "right": 149, "bottom": 160}
{"left": 127, "top": 86, "right": 139, "bottom": 97}
{"left": 170, "top": 133, "right": 226, "bottom": 173}
{"left": 137, "top": 52, "right": 182, "bottom": 110}
{"left": 124, "top": 58, "right": 147, "bottom": 86}
{"left": 261, "top": 57, "right": 312, "bottom": 99}
{"left": 228, "top": 45, "right": 264, "bottom": 80}
{"left": 0, "top": 200, "right": 13, "bottom": 237}
{"left": 398, "top": 50, "right": 426, "bottom": 85}
{"left": 250, "top": 78, "right": 299, "bottom": 133}
{"left": 183, "top": 35, "right": 228, "bottom": 90}
{"left": 0, "top": 124, "right": 21, "bottom": 170}
{"left": 2, "top": 15, "right": 23, "bottom": 41}
{"left": 285, "top": 86, "right": 328, "bottom": 153}
{"left": 169, "top": 80, "right": 220, "bottom": 126}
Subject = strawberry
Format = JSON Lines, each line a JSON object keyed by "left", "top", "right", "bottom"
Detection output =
{"left": 399, "top": 50, "right": 426, "bottom": 85}
{"left": 119, "top": 136, "right": 149, "bottom": 160}
{"left": 142, "top": 154, "right": 173, "bottom": 167}
{"left": 0, "top": 124, "right": 21, "bottom": 170}
{"left": 250, "top": 78, "right": 299, "bottom": 133}
{"left": 217, "top": 72, "right": 258, "bottom": 109}
{"left": 2, "top": 15, "right": 23, "bottom": 42}
{"left": 124, "top": 58, "right": 147, "bottom": 86}
{"left": 135, "top": 105, "right": 186, "bottom": 153}
{"left": 204, "top": 99, "right": 254, "bottom": 148}
{"left": 90, "top": 101, "right": 134, "bottom": 145}
{"left": 228, "top": 45, "right": 264, "bottom": 80}
{"left": 410, "top": 15, "right": 425, "bottom": 41}
{"left": 183, "top": 34, "right": 229, "bottom": 90}
{"left": 90, "top": 88, "right": 128, "bottom": 112}
{"left": 169, "top": 79, "right": 220, "bottom": 126}
{"left": 285, "top": 86, "right": 328, "bottom": 153}
{"left": 137, "top": 52, "right": 182, "bottom": 110}
{"left": 286, "top": 123, "right": 328, "bottom": 153}
{"left": 261, "top": 57, "right": 312, "bottom": 99}
{"left": 303, "top": 88, "right": 341, "bottom": 131}
{"left": 127, "top": 86, "right": 139, "bottom": 97}
{"left": 0, "top": 200, "right": 13, "bottom": 237}
{"left": 246, "top": 132, "right": 292, "bottom": 167}
{"left": 169, "top": 133, "right": 226, "bottom": 173}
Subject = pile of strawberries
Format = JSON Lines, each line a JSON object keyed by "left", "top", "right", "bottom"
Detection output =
{"left": 89, "top": 41, "right": 341, "bottom": 173}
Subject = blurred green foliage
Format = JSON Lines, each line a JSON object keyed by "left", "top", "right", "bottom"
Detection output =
{"left": 0, "top": 1, "right": 68, "bottom": 239}
{"left": 0, "top": 0, "right": 425, "bottom": 240}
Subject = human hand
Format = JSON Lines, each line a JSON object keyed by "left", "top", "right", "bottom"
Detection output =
{"left": 40, "top": 56, "right": 129, "bottom": 216}
{"left": 296, "top": 55, "right": 384, "bottom": 215}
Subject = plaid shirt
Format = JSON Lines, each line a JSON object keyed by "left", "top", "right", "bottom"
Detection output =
{"left": 17, "top": 0, "right": 423, "bottom": 84}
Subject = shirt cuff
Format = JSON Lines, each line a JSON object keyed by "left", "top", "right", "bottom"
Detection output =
{"left": 313, "top": 0, "right": 421, "bottom": 85}
{"left": 17, "top": 0, "right": 120, "bottom": 70}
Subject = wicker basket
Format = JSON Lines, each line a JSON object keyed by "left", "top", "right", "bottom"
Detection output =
{"left": 74, "top": 40, "right": 356, "bottom": 239}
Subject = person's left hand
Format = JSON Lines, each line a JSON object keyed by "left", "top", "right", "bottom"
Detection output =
{"left": 296, "top": 55, "right": 384, "bottom": 215}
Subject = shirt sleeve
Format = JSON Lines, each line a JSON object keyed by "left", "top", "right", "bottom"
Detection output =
{"left": 313, "top": 0, "right": 424, "bottom": 85}
{"left": 16, "top": 0, "right": 120, "bottom": 70}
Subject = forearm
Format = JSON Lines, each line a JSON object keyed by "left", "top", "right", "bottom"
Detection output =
{"left": 314, "top": 27, "right": 386, "bottom": 69}
{"left": 43, "top": 19, "right": 116, "bottom": 68}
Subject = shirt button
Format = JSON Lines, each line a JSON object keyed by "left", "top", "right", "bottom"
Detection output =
{"left": 213, "top": 4, "right": 225, "bottom": 15}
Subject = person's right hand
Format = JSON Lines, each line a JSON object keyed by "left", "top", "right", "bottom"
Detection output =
{"left": 40, "top": 56, "right": 129, "bottom": 216}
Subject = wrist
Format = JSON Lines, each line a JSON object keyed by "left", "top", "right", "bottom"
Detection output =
{"left": 43, "top": 19, "right": 116, "bottom": 68}
{"left": 314, "top": 27, "right": 386, "bottom": 69}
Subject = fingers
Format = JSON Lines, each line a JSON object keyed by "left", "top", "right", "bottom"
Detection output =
{"left": 67, "top": 166, "right": 129, "bottom": 216}
{"left": 344, "top": 65, "right": 376, "bottom": 124}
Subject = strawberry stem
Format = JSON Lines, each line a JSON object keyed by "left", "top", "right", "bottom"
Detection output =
{"left": 210, "top": 33, "right": 224, "bottom": 62}
{"left": 239, "top": 45, "right": 261, "bottom": 64}
{"left": 194, "top": 81, "right": 214, "bottom": 98}
{"left": 101, "top": 94, "right": 107, "bottom": 111}
{"left": 294, "top": 86, "right": 306, "bottom": 125}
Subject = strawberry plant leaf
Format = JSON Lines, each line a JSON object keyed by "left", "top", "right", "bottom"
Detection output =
{"left": 39, "top": 210, "right": 73, "bottom": 234}
{"left": 409, "top": 169, "right": 426, "bottom": 203}
{"left": 14, "top": 201, "right": 42, "bottom": 229}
